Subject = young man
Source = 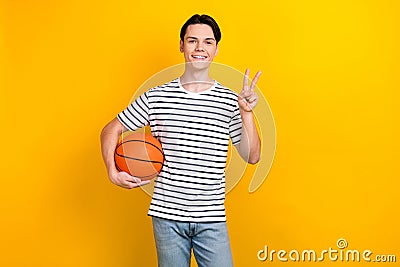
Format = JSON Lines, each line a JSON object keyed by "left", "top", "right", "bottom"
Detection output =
{"left": 101, "top": 14, "right": 261, "bottom": 267}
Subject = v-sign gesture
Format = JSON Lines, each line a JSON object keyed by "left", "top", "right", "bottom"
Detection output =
{"left": 238, "top": 68, "right": 262, "bottom": 112}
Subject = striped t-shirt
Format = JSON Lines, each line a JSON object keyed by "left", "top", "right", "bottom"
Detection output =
{"left": 117, "top": 78, "right": 242, "bottom": 222}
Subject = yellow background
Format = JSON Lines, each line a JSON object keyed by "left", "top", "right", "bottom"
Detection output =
{"left": 1, "top": 0, "right": 399, "bottom": 266}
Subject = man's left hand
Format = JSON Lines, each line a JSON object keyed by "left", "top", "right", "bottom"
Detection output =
{"left": 238, "top": 68, "right": 262, "bottom": 112}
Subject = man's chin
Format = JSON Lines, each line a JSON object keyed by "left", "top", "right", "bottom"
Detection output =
{"left": 186, "top": 61, "right": 212, "bottom": 70}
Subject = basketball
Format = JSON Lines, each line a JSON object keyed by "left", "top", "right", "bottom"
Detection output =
{"left": 114, "top": 132, "right": 164, "bottom": 180}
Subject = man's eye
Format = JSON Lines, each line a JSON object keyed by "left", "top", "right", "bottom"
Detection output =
{"left": 189, "top": 40, "right": 196, "bottom": 43}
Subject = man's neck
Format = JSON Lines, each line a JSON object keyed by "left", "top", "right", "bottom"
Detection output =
{"left": 180, "top": 68, "right": 214, "bottom": 93}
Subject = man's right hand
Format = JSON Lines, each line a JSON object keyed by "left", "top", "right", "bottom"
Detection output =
{"left": 109, "top": 170, "right": 150, "bottom": 189}
{"left": 101, "top": 117, "right": 150, "bottom": 189}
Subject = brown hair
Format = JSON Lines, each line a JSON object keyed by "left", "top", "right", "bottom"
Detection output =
{"left": 180, "top": 14, "right": 221, "bottom": 44}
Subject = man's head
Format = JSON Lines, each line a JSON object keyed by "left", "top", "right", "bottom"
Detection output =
{"left": 180, "top": 14, "right": 221, "bottom": 44}
{"left": 179, "top": 14, "right": 221, "bottom": 66}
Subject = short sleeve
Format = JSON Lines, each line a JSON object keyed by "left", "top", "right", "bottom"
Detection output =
{"left": 117, "top": 91, "right": 149, "bottom": 131}
{"left": 229, "top": 105, "right": 242, "bottom": 145}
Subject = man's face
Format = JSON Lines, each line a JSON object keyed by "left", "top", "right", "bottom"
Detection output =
{"left": 180, "top": 24, "right": 218, "bottom": 66}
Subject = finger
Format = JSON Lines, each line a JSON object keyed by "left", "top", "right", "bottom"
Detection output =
{"left": 119, "top": 171, "right": 136, "bottom": 183}
{"left": 140, "top": 180, "right": 151, "bottom": 186}
{"left": 238, "top": 95, "right": 247, "bottom": 105}
{"left": 125, "top": 180, "right": 141, "bottom": 189}
{"left": 242, "top": 68, "right": 250, "bottom": 91}
{"left": 118, "top": 172, "right": 145, "bottom": 188}
{"left": 247, "top": 94, "right": 258, "bottom": 104}
{"left": 129, "top": 179, "right": 151, "bottom": 188}
{"left": 130, "top": 176, "right": 151, "bottom": 186}
{"left": 250, "top": 70, "right": 262, "bottom": 91}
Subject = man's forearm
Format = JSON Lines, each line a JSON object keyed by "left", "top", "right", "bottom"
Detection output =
{"left": 100, "top": 118, "right": 124, "bottom": 176}
{"left": 237, "top": 110, "right": 260, "bottom": 164}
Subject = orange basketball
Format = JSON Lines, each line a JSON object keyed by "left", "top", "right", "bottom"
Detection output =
{"left": 114, "top": 132, "right": 164, "bottom": 180}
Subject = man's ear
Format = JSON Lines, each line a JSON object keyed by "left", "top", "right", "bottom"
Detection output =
{"left": 179, "top": 40, "right": 184, "bottom": 52}
{"left": 215, "top": 44, "right": 219, "bottom": 56}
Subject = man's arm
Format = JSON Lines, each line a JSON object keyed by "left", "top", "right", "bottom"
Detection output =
{"left": 235, "top": 69, "right": 262, "bottom": 164}
{"left": 100, "top": 117, "right": 150, "bottom": 189}
{"left": 235, "top": 111, "right": 261, "bottom": 164}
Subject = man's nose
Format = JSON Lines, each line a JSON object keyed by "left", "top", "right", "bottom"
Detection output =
{"left": 195, "top": 42, "right": 205, "bottom": 51}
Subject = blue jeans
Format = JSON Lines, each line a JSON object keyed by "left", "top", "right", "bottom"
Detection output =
{"left": 152, "top": 217, "right": 233, "bottom": 267}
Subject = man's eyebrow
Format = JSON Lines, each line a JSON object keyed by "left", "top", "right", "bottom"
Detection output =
{"left": 186, "top": 36, "right": 216, "bottom": 41}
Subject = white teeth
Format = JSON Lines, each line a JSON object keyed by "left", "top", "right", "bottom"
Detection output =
{"left": 193, "top": 55, "right": 206, "bottom": 59}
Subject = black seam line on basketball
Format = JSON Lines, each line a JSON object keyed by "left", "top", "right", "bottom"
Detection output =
{"left": 155, "top": 178, "right": 225, "bottom": 192}
{"left": 115, "top": 162, "right": 122, "bottom": 172}
{"left": 149, "top": 112, "right": 229, "bottom": 124}
{"left": 117, "top": 139, "right": 164, "bottom": 156}
{"left": 154, "top": 184, "right": 225, "bottom": 197}
{"left": 150, "top": 202, "right": 225, "bottom": 213}
{"left": 115, "top": 153, "right": 164, "bottom": 165}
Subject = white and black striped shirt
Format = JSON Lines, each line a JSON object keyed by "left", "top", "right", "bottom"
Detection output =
{"left": 117, "top": 78, "right": 242, "bottom": 222}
